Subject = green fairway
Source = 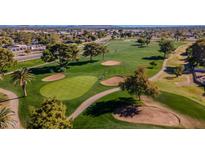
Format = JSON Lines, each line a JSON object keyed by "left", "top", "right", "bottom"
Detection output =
{"left": 0, "top": 39, "right": 184, "bottom": 127}
{"left": 6, "top": 59, "right": 44, "bottom": 72}
{"left": 73, "top": 91, "right": 166, "bottom": 128}
{"left": 40, "top": 76, "right": 98, "bottom": 100}
{"left": 154, "top": 91, "right": 205, "bottom": 121}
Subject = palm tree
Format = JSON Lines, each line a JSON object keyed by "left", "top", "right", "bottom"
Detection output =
{"left": 0, "top": 106, "right": 15, "bottom": 128}
{"left": 101, "top": 45, "right": 109, "bottom": 60}
{"left": 69, "top": 44, "right": 80, "bottom": 61}
{"left": 11, "top": 67, "right": 34, "bottom": 97}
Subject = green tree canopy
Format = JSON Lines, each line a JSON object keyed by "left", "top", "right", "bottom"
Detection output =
{"left": 174, "top": 30, "right": 183, "bottom": 41}
{"left": 187, "top": 39, "right": 205, "bottom": 68}
{"left": 99, "top": 45, "right": 109, "bottom": 60}
{"left": 159, "top": 39, "right": 175, "bottom": 58}
{"left": 49, "top": 33, "right": 61, "bottom": 44}
{"left": 28, "top": 98, "right": 72, "bottom": 129}
{"left": 69, "top": 44, "right": 80, "bottom": 61}
{"left": 41, "top": 43, "right": 73, "bottom": 67}
{"left": 12, "top": 32, "right": 33, "bottom": 45}
{"left": 120, "top": 67, "right": 159, "bottom": 100}
{"left": 0, "top": 106, "right": 15, "bottom": 129}
{"left": 0, "top": 36, "right": 13, "bottom": 47}
{"left": 11, "top": 67, "right": 34, "bottom": 97}
{"left": 137, "top": 38, "right": 146, "bottom": 47}
{"left": 0, "top": 48, "right": 16, "bottom": 74}
{"left": 174, "top": 65, "right": 184, "bottom": 77}
{"left": 83, "top": 42, "right": 103, "bottom": 61}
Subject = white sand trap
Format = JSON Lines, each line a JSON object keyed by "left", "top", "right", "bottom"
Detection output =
{"left": 100, "top": 76, "right": 125, "bottom": 86}
{"left": 114, "top": 106, "right": 180, "bottom": 127}
{"left": 101, "top": 60, "right": 121, "bottom": 66}
{"left": 42, "top": 73, "right": 65, "bottom": 82}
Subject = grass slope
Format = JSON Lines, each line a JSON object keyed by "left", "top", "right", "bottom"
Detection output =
{"left": 0, "top": 40, "right": 182, "bottom": 127}
{"left": 6, "top": 59, "right": 44, "bottom": 72}
{"left": 40, "top": 76, "right": 98, "bottom": 100}
{"left": 0, "top": 93, "right": 7, "bottom": 101}
{"left": 73, "top": 91, "right": 165, "bottom": 128}
{"left": 154, "top": 91, "right": 205, "bottom": 121}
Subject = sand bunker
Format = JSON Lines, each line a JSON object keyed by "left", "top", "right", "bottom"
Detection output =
{"left": 42, "top": 73, "right": 65, "bottom": 82}
{"left": 100, "top": 76, "right": 125, "bottom": 86}
{"left": 114, "top": 106, "right": 180, "bottom": 127}
{"left": 101, "top": 60, "right": 121, "bottom": 66}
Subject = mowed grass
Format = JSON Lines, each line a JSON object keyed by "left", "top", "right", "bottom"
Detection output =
{"left": 6, "top": 59, "right": 44, "bottom": 72}
{"left": 105, "top": 40, "right": 163, "bottom": 77}
{"left": 156, "top": 79, "right": 205, "bottom": 105}
{"left": 73, "top": 91, "right": 165, "bottom": 128}
{"left": 40, "top": 76, "right": 98, "bottom": 100}
{"left": 0, "top": 93, "right": 7, "bottom": 101}
{"left": 155, "top": 41, "right": 205, "bottom": 106}
{"left": 0, "top": 40, "right": 183, "bottom": 127}
{"left": 154, "top": 91, "right": 205, "bottom": 121}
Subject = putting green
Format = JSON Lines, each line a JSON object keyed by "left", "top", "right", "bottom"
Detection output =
{"left": 40, "top": 76, "right": 98, "bottom": 100}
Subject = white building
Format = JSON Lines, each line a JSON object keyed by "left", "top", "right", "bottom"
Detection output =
{"left": 8, "top": 44, "right": 46, "bottom": 55}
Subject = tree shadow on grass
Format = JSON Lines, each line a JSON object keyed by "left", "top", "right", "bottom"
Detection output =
{"left": 147, "top": 66, "right": 155, "bottom": 69}
{"left": 131, "top": 43, "right": 146, "bottom": 48}
{"left": 30, "top": 65, "right": 61, "bottom": 75}
{"left": 0, "top": 96, "right": 24, "bottom": 103}
{"left": 142, "top": 56, "right": 164, "bottom": 61}
{"left": 180, "top": 52, "right": 187, "bottom": 56}
{"left": 164, "top": 76, "right": 176, "bottom": 80}
{"left": 85, "top": 97, "right": 140, "bottom": 117}
{"left": 164, "top": 66, "right": 176, "bottom": 75}
{"left": 68, "top": 60, "right": 98, "bottom": 66}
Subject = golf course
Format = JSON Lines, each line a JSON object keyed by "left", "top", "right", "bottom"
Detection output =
{"left": 1, "top": 38, "right": 205, "bottom": 129}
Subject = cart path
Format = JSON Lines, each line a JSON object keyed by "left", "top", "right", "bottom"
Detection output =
{"left": 69, "top": 87, "right": 120, "bottom": 120}
{"left": 68, "top": 54, "right": 168, "bottom": 120}
{"left": 0, "top": 88, "right": 21, "bottom": 129}
{"left": 68, "top": 43, "right": 190, "bottom": 120}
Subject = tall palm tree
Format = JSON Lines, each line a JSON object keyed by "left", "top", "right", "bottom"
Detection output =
{"left": 101, "top": 45, "right": 109, "bottom": 60}
{"left": 11, "top": 67, "right": 34, "bottom": 97}
{"left": 69, "top": 44, "right": 80, "bottom": 61}
{"left": 0, "top": 106, "right": 15, "bottom": 128}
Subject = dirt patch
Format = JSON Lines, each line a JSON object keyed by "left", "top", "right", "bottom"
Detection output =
{"left": 113, "top": 96, "right": 205, "bottom": 128}
{"left": 101, "top": 60, "right": 121, "bottom": 66}
{"left": 175, "top": 75, "right": 193, "bottom": 87}
{"left": 0, "top": 88, "right": 21, "bottom": 129}
{"left": 114, "top": 106, "right": 180, "bottom": 127}
{"left": 42, "top": 73, "right": 65, "bottom": 82}
{"left": 100, "top": 76, "right": 125, "bottom": 86}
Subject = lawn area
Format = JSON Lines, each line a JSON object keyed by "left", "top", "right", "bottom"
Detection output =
{"left": 40, "top": 76, "right": 98, "bottom": 100}
{"left": 0, "top": 39, "right": 183, "bottom": 127}
{"left": 0, "top": 93, "right": 7, "bottom": 101}
{"left": 73, "top": 91, "right": 165, "bottom": 128}
{"left": 154, "top": 91, "right": 205, "bottom": 121}
{"left": 6, "top": 59, "right": 44, "bottom": 72}
{"left": 155, "top": 42, "right": 205, "bottom": 105}
{"left": 156, "top": 79, "right": 205, "bottom": 105}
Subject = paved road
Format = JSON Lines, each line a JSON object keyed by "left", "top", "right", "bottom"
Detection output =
{"left": 0, "top": 88, "right": 21, "bottom": 129}
{"left": 68, "top": 56, "right": 168, "bottom": 120}
{"left": 14, "top": 53, "right": 42, "bottom": 62}
{"left": 14, "top": 36, "right": 111, "bottom": 62}
{"left": 68, "top": 43, "right": 187, "bottom": 120}
{"left": 69, "top": 87, "right": 120, "bottom": 120}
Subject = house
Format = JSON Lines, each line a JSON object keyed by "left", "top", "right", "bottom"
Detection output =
{"left": 8, "top": 44, "right": 46, "bottom": 55}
